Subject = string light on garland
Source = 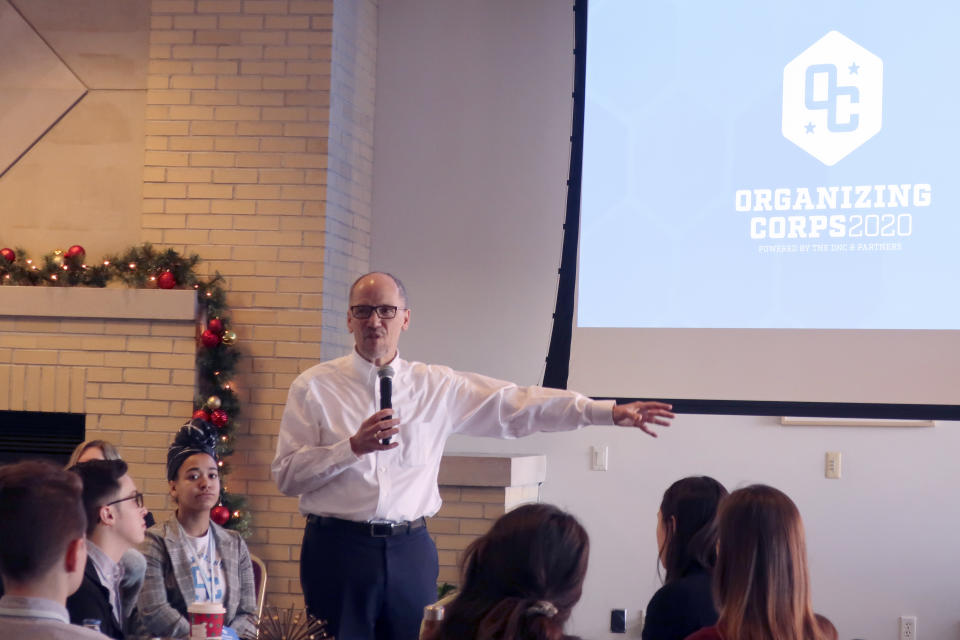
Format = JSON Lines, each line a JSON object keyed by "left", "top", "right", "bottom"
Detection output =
{"left": 0, "top": 242, "right": 250, "bottom": 537}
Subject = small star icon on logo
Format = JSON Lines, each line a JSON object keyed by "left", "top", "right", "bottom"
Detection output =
{"left": 848, "top": 61, "right": 860, "bottom": 74}
{"left": 804, "top": 122, "right": 816, "bottom": 134}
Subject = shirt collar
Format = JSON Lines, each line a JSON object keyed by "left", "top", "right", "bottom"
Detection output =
{"left": 0, "top": 595, "right": 70, "bottom": 624}
{"left": 85, "top": 539, "right": 124, "bottom": 585}
{"left": 349, "top": 348, "right": 404, "bottom": 381}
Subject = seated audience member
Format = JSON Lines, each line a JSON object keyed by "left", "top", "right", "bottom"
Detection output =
{"left": 137, "top": 420, "right": 256, "bottom": 639}
{"left": 685, "top": 484, "right": 838, "bottom": 640}
{"left": 0, "top": 460, "right": 108, "bottom": 639}
{"left": 66, "top": 439, "right": 151, "bottom": 595}
{"left": 68, "top": 440, "right": 122, "bottom": 468}
{"left": 424, "top": 503, "right": 589, "bottom": 640}
{"left": 67, "top": 460, "right": 148, "bottom": 639}
{"left": 643, "top": 476, "right": 728, "bottom": 640}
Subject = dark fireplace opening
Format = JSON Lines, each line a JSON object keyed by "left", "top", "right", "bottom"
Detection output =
{"left": 0, "top": 411, "right": 85, "bottom": 467}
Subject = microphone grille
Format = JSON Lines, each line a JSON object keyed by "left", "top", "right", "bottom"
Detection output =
{"left": 378, "top": 365, "right": 395, "bottom": 379}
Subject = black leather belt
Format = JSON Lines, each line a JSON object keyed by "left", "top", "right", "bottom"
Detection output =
{"left": 307, "top": 515, "right": 427, "bottom": 537}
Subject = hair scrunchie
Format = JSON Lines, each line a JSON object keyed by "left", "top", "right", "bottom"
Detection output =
{"left": 526, "top": 601, "right": 558, "bottom": 618}
{"left": 167, "top": 419, "right": 218, "bottom": 481}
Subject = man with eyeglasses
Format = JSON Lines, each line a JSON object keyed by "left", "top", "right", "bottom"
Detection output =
{"left": 273, "top": 271, "right": 675, "bottom": 640}
{"left": 67, "top": 460, "right": 148, "bottom": 639}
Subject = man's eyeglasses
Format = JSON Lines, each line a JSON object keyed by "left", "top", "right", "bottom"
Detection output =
{"left": 350, "top": 305, "right": 406, "bottom": 320}
{"left": 106, "top": 492, "right": 144, "bottom": 509}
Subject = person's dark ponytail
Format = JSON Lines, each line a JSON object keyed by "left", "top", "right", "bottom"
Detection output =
{"left": 428, "top": 504, "right": 589, "bottom": 640}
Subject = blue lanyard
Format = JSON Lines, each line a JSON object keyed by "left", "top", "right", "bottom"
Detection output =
{"left": 185, "top": 527, "right": 218, "bottom": 601}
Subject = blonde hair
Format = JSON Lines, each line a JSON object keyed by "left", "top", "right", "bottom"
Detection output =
{"left": 66, "top": 439, "right": 121, "bottom": 468}
{"left": 714, "top": 485, "right": 830, "bottom": 640}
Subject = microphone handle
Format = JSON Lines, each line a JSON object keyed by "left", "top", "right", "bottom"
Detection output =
{"left": 380, "top": 376, "right": 392, "bottom": 444}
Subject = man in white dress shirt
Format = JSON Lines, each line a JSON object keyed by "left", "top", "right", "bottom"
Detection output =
{"left": 0, "top": 460, "right": 108, "bottom": 639}
{"left": 272, "top": 272, "right": 674, "bottom": 640}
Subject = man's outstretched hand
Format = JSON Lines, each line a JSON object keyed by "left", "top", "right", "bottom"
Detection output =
{"left": 612, "top": 401, "right": 675, "bottom": 437}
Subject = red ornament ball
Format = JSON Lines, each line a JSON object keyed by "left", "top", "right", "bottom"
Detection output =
{"left": 200, "top": 329, "right": 221, "bottom": 348}
{"left": 65, "top": 245, "right": 85, "bottom": 259}
{"left": 210, "top": 505, "right": 230, "bottom": 525}
{"left": 192, "top": 409, "right": 211, "bottom": 422}
{"left": 210, "top": 409, "right": 229, "bottom": 427}
{"left": 0, "top": 248, "right": 14, "bottom": 263}
{"left": 157, "top": 271, "right": 176, "bottom": 289}
{"left": 208, "top": 318, "right": 224, "bottom": 335}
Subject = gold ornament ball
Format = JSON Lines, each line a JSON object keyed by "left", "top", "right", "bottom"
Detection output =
{"left": 221, "top": 330, "right": 237, "bottom": 345}
{"left": 52, "top": 249, "right": 65, "bottom": 266}
{"left": 205, "top": 395, "right": 222, "bottom": 410}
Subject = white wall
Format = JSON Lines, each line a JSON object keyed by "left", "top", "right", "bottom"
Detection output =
{"left": 371, "top": 2, "right": 960, "bottom": 638}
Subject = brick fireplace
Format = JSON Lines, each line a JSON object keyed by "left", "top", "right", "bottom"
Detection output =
{"left": 0, "top": 286, "right": 196, "bottom": 500}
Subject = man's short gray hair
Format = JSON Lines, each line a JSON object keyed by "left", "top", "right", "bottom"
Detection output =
{"left": 349, "top": 272, "right": 408, "bottom": 307}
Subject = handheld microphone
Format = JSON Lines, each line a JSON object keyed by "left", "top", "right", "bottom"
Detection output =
{"left": 378, "top": 365, "right": 395, "bottom": 444}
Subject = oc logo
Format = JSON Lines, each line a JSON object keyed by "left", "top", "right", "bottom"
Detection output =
{"left": 782, "top": 31, "right": 883, "bottom": 166}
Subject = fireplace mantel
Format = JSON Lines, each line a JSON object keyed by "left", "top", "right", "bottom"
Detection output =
{"left": 0, "top": 286, "right": 196, "bottom": 320}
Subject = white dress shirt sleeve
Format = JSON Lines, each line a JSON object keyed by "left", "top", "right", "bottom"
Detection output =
{"left": 446, "top": 369, "right": 616, "bottom": 437}
{"left": 271, "top": 375, "right": 360, "bottom": 497}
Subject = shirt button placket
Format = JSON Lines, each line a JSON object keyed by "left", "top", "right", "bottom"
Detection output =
{"left": 375, "top": 456, "right": 391, "bottom": 515}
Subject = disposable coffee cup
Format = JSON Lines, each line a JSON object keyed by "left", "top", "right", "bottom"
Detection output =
{"left": 188, "top": 602, "right": 226, "bottom": 640}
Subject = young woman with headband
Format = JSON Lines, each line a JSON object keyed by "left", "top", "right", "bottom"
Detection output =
{"left": 135, "top": 420, "right": 257, "bottom": 640}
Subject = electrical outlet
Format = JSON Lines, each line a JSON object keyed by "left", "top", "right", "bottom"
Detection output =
{"left": 825, "top": 451, "right": 841, "bottom": 479}
{"left": 610, "top": 608, "right": 626, "bottom": 633}
{"left": 899, "top": 615, "right": 917, "bottom": 640}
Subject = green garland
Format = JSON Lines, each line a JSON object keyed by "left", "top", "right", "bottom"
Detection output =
{"left": 0, "top": 243, "right": 252, "bottom": 536}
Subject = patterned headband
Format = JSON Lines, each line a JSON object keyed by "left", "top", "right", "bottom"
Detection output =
{"left": 167, "top": 419, "right": 218, "bottom": 481}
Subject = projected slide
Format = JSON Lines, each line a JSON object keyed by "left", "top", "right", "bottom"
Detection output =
{"left": 578, "top": 1, "right": 960, "bottom": 330}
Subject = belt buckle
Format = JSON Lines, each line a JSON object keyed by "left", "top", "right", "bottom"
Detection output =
{"left": 370, "top": 522, "right": 393, "bottom": 537}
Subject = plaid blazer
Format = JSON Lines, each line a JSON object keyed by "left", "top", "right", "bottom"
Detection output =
{"left": 135, "top": 515, "right": 257, "bottom": 639}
